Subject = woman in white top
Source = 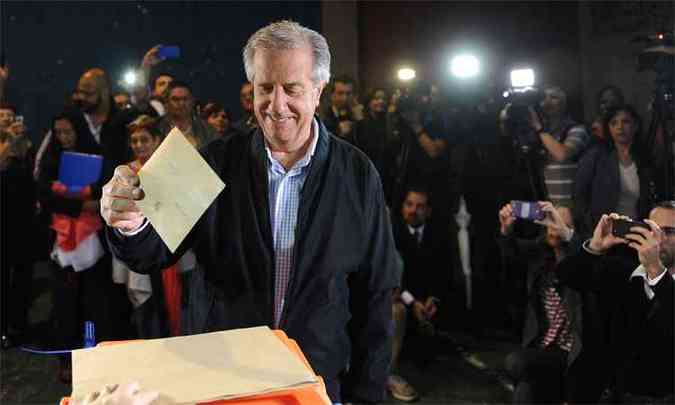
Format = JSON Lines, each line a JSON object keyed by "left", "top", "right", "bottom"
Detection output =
{"left": 575, "top": 104, "right": 657, "bottom": 236}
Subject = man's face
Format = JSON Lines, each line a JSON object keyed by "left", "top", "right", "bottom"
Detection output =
{"left": 0, "top": 108, "right": 15, "bottom": 130}
{"left": 114, "top": 94, "right": 130, "bottom": 110}
{"left": 650, "top": 207, "right": 675, "bottom": 270}
{"left": 252, "top": 47, "right": 323, "bottom": 152}
{"left": 546, "top": 206, "right": 573, "bottom": 248}
{"left": 73, "top": 77, "right": 101, "bottom": 113}
{"left": 240, "top": 83, "right": 254, "bottom": 113}
{"left": 541, "top": 88, "right": 566, "bottom": 118}
{"left": 401, "top": 191, "right": 431, "bottom": 227}
{"left": 154, "top": 75, "right": 173, "bottom": 99}
{"left": 167, "top": 87, "right": 193, "bottom": 120}
{"left": 599, "top": 89, "right": 621, "bottom": 116}
{"left": 331, "top": 82, "right": 354, "bottom": 110}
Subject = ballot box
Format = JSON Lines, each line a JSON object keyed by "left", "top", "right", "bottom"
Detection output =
{"left": 60, "top": 329, "right": 331, "bottom": 405}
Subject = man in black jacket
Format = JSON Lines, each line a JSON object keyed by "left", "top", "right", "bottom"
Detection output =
{"left": 388, "top": 187, "right": 453, "bottom": 401}
{"left": 557, "top": 202, "right": 675, "bottom": 403}
{"left": 100, "top": 21, "right": 398, "bottom": 404}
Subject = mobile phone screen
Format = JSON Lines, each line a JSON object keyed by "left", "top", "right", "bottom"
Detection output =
{"left": 158, "top": 46, "right": 180, "bottom": 59}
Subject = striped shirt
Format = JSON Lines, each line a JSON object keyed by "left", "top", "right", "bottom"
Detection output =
{"left": 538, "top": 271, "right": 574, "bottom": 352}
{"left": 266, "top": 120, "right": 319, "bottom": 328}
{"left": 543, "top": 118, "right": 590, "bottom": 205}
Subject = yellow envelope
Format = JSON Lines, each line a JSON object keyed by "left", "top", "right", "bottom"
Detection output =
{"left": 71, "top": 326, "right": 319, "bottom": 405}
{"left": 136, "top": 127, "right": 225, "bottom": 253}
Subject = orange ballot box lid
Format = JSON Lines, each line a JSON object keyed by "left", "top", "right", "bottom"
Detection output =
{"left": 61, "top": 328, "right": 331, "bottom": 405}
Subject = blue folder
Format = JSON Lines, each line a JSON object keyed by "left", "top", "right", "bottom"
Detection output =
{"left": 58, "top": 152, "right": 103, "bottom": 193}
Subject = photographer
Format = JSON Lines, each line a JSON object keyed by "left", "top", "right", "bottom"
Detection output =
{"left": 501, "top": 85, "right": 590, "bottom": 206}
{"left": 557, "top": 204, "right": 675, "bottom": 403}
{"left": 321, "top": 75, "right": 364, "bottom": 144}
{"left": 391, "top": 83, "right": 453, "bottom": 228}
{"left": 498, "top": 201, "right": 604, "bottom": 404}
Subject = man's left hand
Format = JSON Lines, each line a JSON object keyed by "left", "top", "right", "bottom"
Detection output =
{"left": 624, "top": 219, "right": 665, "bottom": 279}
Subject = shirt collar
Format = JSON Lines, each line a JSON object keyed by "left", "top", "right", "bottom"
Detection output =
{"left": 630, "top": 265, "right": 675, "bottom": 281}
{"left": 407, "top": 224, "right": 425, "bottom": 236}
{"left": 265, "top": 119, "right": 319, "bottom": 173}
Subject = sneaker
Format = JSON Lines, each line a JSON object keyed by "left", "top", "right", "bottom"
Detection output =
{"left": 387, "top": 374, "right": 419, "bottom": 402}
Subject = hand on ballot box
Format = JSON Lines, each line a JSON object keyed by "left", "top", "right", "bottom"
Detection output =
{"left": 101, "top": 165, "right": 146, "bottom": 233}
{"left": 77, "top": 382, "right": 159, "bottom": 405}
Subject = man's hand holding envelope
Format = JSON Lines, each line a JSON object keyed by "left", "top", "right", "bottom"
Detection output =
{"left": 101, "top": 165, "right": 146, "bottom": 233}
{"left": 100, "top": 128, "right": 225, "bottom": 251}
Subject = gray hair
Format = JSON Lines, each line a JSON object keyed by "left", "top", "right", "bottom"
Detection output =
{"left": 243, "top": 20, "right": 331, "bottom": 85}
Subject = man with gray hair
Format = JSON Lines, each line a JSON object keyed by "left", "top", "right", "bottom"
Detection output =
{"left": 101, "top": 20, "right": 398, "bottom": 404}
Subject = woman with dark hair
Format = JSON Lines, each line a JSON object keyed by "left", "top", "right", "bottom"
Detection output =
{"left": 575, "top": 104, "right": 656, "bottom": 235}
{"left": 590, "top": 86, "right": 625, "bottom": 140}
{"left": 200, "top": 101, "right": 231, "bottom": 138}
{"left": 355, "top": 87, "right": 397, "bottom": 204}
{"left": 37, "top": 111, "right": 122, "bottom": 382}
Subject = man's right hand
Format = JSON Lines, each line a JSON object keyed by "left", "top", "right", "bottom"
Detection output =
{"left": 589, "top": 213, "right": 626, "bottom": 254}
{"left": 101, "top": 165, "right": 146, "bottom": 233}
{"left": 499, "top": 203, "right": 516, "bottom": 235}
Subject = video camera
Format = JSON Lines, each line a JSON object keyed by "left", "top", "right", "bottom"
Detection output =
{"left": 396, "top": 81, "right": 437, "bottom": 116}
{"left": 502, "top": 88, "right": 544, "bottom": 154}
{"left": 501, "top": 69, "right": 544, "bottom": 154}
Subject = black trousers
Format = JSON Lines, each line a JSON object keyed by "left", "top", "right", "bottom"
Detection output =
{"left": 505, "top": 347, "right": 567, "bottom": 404}
{"left": 50, "top": 255, "right": 132, "bottom": 349}
{"left": 1, "top": 262, "right": 34, "bottom": 337}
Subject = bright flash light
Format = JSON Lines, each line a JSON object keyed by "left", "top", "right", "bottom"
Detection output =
{"left": 397, "top": 68, "right": 416, "bottom": 81}
{"left": 450, "top": 54, "right": 480, "bottom": 78}
{"left": 510, "top": 69, "right": 535, "bottom": 88}
{"left": 124, "top": 70, "right": 137, "bottom": 86}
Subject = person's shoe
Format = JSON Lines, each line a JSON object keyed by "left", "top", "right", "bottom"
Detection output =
{"left": 387, "top": 374, "right": 419, "bottom": 402}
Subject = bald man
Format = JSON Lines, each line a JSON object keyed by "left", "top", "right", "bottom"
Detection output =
{"left": 35, "top": 68, "right": 157, "bottom": 181}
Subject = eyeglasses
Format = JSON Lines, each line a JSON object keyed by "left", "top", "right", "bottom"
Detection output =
{"left": 662, "top": 226, "right": 675, "bottom": 236}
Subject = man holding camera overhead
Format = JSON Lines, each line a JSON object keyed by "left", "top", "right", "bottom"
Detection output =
{"left": 556, "top": 202, "right": 675, "bottom": 403}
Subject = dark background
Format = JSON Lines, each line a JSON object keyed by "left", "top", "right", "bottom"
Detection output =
{"left": 1, "top": 1, "right": 672, "bottom": 144}
{"left": 0, "top": 1, "right": 322, "bottom": 142}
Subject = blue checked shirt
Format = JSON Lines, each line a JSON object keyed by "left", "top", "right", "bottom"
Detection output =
{"left": 265, "top": 120, "right": 319, "bottom": 328}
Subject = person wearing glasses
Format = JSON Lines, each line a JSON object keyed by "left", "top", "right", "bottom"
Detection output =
{"left": 556, "top": 201, "right": 675, "bottom": 403}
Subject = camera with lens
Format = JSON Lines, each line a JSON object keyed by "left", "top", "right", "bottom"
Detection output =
{"left": 502, "top": 87, "right": 545, "bottom": 154}
{"left": 394, "top": 81, "right": 438, "bottom": 136}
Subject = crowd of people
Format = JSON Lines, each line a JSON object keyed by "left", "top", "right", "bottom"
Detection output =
{"left": 0, "top": 19, "right": 673, "bottom": 405}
